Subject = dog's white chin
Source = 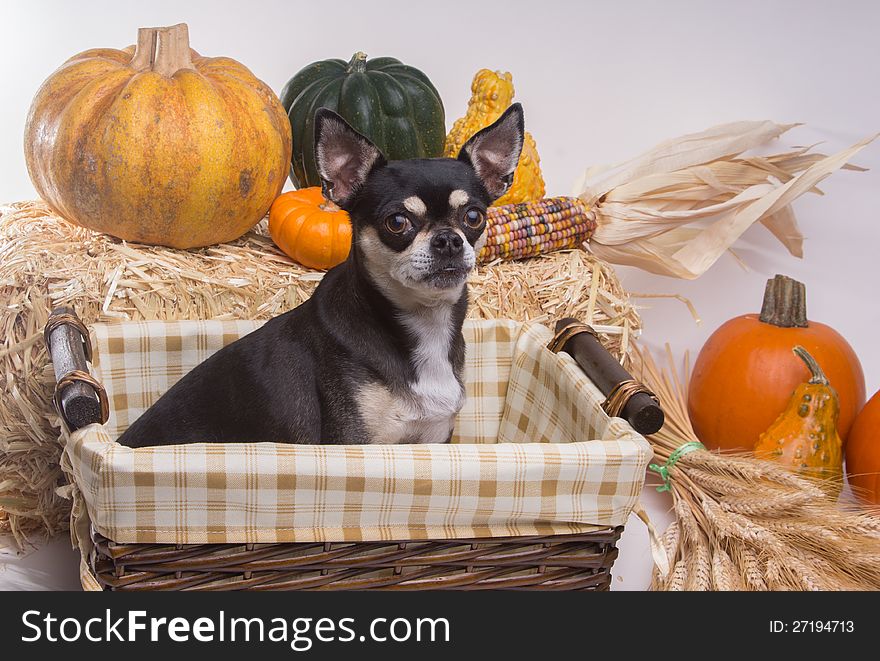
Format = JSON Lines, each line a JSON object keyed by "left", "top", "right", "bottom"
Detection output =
{"left": 388, "top": 268, "right": 470, "bottom": 308}
{"left": 358, "top": 227, "right": 474, "bottom": 310}
{"left": 421, "top": 267, "right": 471, "bottom": 288}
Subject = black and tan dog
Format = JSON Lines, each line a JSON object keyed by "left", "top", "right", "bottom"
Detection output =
{"left": 119, "top": 104, "right": 525, "bottom": 447}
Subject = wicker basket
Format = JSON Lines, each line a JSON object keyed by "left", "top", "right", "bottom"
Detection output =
{"left": 89, "top": 528, "right": 623, "bottom": 591}
{"left": 47, "top": 310, "right": 651, "bottom": 591}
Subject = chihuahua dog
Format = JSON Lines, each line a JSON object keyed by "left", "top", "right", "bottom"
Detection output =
{"left": 118, "top": 103, "right": 525, "bottom": 447}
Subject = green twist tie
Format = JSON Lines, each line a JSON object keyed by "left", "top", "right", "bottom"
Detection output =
{"left": 648, "top": 441, "right": 706, "bottom": 493}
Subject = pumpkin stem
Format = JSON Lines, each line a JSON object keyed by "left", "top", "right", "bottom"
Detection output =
{"left": 319, "top": 199, "right": 341, "bottom": 213}
{"left": 347, "top": 52, "right": 368, "bottom": 74}
{"left": 130, "top": 23, "right": 194, "bottom": 77}
{"left": 793, "top": 345, "right": 829, "bottom": 385}
{"left": 759, "top": 274, "right": 808, "bottom": 328}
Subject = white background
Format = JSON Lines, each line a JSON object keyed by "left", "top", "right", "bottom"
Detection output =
{"left": 1, "top": 0, "right": 878, "bottom": 590}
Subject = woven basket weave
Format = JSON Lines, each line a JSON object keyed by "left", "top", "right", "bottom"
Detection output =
{"left": 51, "top": 314, "right": 650, "bottom": 591}
{"left": 89, "top": 528, "right": 623, "bottom": 591}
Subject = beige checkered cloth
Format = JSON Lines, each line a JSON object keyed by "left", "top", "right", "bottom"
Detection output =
{"left": 62, "top": 319, "right": 651, "bottom": 547}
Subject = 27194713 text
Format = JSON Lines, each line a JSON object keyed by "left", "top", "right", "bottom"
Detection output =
{"left": 770, "top": 621, "right": 854, "bottom": 633}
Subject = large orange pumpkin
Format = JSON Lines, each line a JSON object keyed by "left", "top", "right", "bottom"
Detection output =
{"left": 24, "top": 23, "right": 292, "bottom": 248}
{"left": 689, "top": 275, "right": 865, "bottom": 452}
{"left": 269, "top": 188, "right": 352, "bottom": 270}
{"left": 846, "top": 390, "right": 880, "bottom": 506}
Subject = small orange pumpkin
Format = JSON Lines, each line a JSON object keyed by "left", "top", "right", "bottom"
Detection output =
{"left": 689, "top": 275, "right": 865, "bottom": 452}
{"left": 269, "top": 188, "right": 352, "bottom": 270}
{"left": 846, "top": 390, "right": 880, "bottom": 506}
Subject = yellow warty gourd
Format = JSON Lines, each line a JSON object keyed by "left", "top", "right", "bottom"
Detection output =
{"left": 444, "top": 69, "right": 545, "bottom": 206}
{"left": 754, "top": 346, "right": 844, "bottom": 496}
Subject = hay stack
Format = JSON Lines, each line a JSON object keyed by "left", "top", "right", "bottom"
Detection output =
{"left": 0, "top": 200, "right": 641, "bottom": 548}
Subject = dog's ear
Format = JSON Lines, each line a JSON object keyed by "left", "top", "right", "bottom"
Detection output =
{"left": 314, "top": 108, "right": 386, "bottom": 206}
{"left": 457, "top": 103, "right": 525, "bottom": 201}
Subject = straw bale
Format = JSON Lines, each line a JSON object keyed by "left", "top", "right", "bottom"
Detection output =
{"left": 0, "top": 200, "right": 641, "bottom": 547}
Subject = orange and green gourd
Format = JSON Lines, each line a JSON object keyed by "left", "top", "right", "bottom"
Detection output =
{"left": 444, "top": 69, "right": 545, "bottom": 206}
{"left": 280, "top": 52, "right": 446, "bottom": 189}
{"left": 754, "top": 346, "right": 844, "bottom": 494}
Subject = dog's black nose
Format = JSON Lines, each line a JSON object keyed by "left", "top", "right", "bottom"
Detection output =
{"left": 430, "top": 230, "right": 464, "bottom": 257}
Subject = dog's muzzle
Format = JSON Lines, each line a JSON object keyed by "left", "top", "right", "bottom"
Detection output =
{"left": 421, "top": 229, "right": 472, "bottom": 288}
{"left": 430, "top": 230, "right": 464, "bottom": 259}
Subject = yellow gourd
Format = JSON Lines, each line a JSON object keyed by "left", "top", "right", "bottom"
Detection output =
{"left": 444, "top": 69, "right": 545, "bottom": 206}
{"left": 754, "top": 346, "right": 844, "bottom": 495}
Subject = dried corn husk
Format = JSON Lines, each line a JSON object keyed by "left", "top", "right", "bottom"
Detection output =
{"left": 635, "top": 346, "right": 880, "bottom": 591}
{"left": 0, "top": 200, "right": 639, "bottom": 549}
{"left": 576, "top": 121, "right": 877, "bottom": 278}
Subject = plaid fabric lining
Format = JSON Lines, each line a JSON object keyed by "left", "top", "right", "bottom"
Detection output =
{"left": 62, "top": 319, "right": 651, "bottom": 545}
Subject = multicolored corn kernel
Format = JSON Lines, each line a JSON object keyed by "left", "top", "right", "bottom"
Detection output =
{"left": 480, "top": 197, "right": 596, "bottom": 263}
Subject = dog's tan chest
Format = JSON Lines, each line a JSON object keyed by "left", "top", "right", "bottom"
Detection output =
{"left": 356, "top": 304, "right": 464, "bottom": 444}
{"left": 356, "top": 381, "right": 463, "bottom": 444}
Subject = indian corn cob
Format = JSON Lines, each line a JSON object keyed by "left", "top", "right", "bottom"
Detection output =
{"left": 480, "top": 197, "right": 596, "bottom": 263}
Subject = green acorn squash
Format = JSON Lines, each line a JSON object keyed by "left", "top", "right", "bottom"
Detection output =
{"left": 280, "top": 52, "right": 445, "bottom": 188}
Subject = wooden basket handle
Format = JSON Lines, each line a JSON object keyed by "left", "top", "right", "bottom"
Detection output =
{"left": 44, "top": 307, "right": 108, "bottom": 430}
{"left": 41, "top": 309, "right": 661, "bottom": 435}
{"left": 551, "top": 318, "right": 664, "bottom": 435}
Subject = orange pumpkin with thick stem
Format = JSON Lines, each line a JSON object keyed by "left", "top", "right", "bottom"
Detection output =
{"left": 688, "top": 275, "right": 865, "bottom": 452}
{"left": 23, "top": 23, "right": 291, "bottom": 249}
{"left": 269, "top": 188, "right": 352, "bottom": 270}
{"left": 846, "top": 390, "right": 880, "bottom": 506}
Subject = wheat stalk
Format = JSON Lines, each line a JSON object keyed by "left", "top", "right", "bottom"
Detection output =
{"left": 636, "top": 344, "right": 880, "bottom": 591}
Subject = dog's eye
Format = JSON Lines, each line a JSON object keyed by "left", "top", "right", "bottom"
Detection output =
{"left": 463, "top": 208, "right": 485, "bottom": 229}
{"left": 384, "top": 214, "right": 411, "bottom": 235}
